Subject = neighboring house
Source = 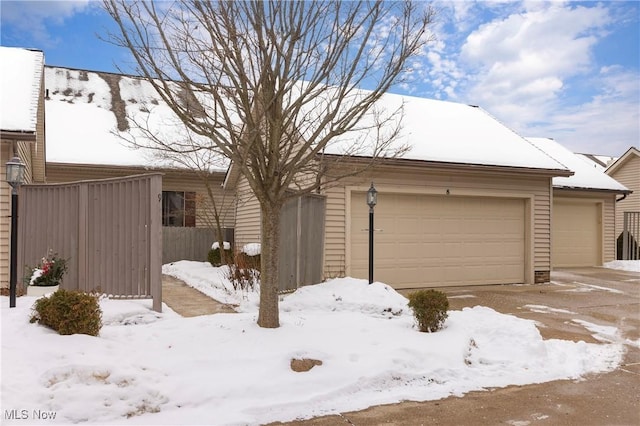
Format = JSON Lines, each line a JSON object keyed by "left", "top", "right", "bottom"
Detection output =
{"left": 528, "top": 138, "right": 630, "bottom": 268}
{"left": 605, "top": 146, "right": 640, "bottom": 259}
{"left": 0, "top": 47, "right": 46, "bottom": 288}
{"left": 228, "top": 95, "right": 574, "bottom": 290}
{"left": 43, "top": 65, "right": 235, "bottom": 262}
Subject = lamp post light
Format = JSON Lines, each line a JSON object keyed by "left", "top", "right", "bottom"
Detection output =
{"left": 6, "top": 156, "right": 25, "bottom": 308}
{"left": 367, "top": 182, "right": 377, "bottom": 284}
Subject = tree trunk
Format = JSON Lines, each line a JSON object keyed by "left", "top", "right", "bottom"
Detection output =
{"left": 257, "top": 201, "right": 281, "bottom": 328}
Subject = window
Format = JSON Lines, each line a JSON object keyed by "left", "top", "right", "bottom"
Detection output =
{"left": 162, "top": 191, "right": 196, "bottom": 227}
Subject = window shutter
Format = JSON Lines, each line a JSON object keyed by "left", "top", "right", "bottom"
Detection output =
{"left": 184, "top": 191, "right": 196, "bottom": 227}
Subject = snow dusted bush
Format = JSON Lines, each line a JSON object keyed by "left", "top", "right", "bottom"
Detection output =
{"left": 208, "top": 241, "right": 233, "bottom": 267}
{"left": 407, "top": 289, "right": 449, "bottom": 332}
{"left": 30, "top": 289, "right": 102, "bottom": 336}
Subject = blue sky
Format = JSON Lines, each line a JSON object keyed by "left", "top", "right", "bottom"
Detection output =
{"left": 1, "top": 0, "right": 638, "bottom": 157}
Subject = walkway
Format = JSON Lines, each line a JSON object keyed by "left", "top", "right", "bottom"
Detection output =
{"left": 161, "top": 274, "right": 236, "bottom": 317}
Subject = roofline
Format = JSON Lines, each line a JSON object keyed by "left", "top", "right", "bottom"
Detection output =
{"left": 44, "top": 64, "right": 145, "bottom": 81}
{"left": 605, "top": 146, "right": 640, "bottom": 175}
{"left": 319, "top": 153, "right": 574, "bottom": 177}
{"left": 1, "top": 130, "right": 37, "bottom": 142}
{"left": 46, "top": 161, "right": 227, "bottom": 175}
{"left": 553, "top": 185, "right": 632, "bottom": 195}
{"left": 26, "top": 172, "right": 165, "bottom": 188}
{"left": 576, "top": 153, "right": 609, "bottom": 168}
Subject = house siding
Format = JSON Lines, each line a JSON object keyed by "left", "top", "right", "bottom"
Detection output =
{"left": 323, "top": 165, "right": 553, "bottom": 284}
{"left": 1, "top": 143, "right": 10, "bottom": 287}
{"left": 32, "top": 72, "right": 47, "bottom": 183}
{"left": 1, "top": 135, "right": 46, "bottom": 288}
{"left": 553, "top": 189, "right": 617, "bottom": 264}
{"left": 234, "top": 175, "right": 261, "bottom": 251}
{"left": 608, "top": 154, "right": 640, "bottom": 239}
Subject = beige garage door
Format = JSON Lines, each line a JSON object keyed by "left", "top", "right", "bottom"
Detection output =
{"left": 350, "top": 192, "right": 525, "bottom": 288}
{"left": 552, "top": 200, "right": 601, "bottom": 267}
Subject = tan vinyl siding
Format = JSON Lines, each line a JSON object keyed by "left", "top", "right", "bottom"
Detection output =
{"left": 323, "top": 164, "right": 552, "bottom": 284}
{"left": 1, "top": 143, "right": 10, "bottom": 287}
{"left": 15, "top": 142, "right": 33, "bottom": 184}
{"left": 2, "top": 140, "right": 38, "bottom": 288}
{"left": 46, "top": 164, "right": 235, "bottom": 229}
{"left": 324, "top": 184, "right": 347, "bottom": 278}
{"left": 31, "top": 72, "right": 46, "bottom": 183}
{"left": 608, "top": 154, "right": 640, "bottom": 238}
{"left": 234, "top": 175, "right": 261, "bottom": 250}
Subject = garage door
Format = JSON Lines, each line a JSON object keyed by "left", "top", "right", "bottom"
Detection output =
{"left": 350, "top": 192, "right": 525, "bottom": 288}
{"left": 552, "top": 200, "right": 601, "bottom": 267}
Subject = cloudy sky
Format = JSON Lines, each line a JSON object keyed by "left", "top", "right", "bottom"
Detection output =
{"left": 1, "top": 0, "right": 638, "bottom": 156}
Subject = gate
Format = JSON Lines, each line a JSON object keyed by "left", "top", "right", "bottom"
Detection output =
{"left": 279, "top": 194, "right": 326, "bottom": 292}
{"left": 17, "top": 174, "right": 163, "bottom": 311}
{"left": 621, "top": 211, "right": 640, "bottom": 260}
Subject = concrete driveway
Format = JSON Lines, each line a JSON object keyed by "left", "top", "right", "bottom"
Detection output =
{"left": 274, "top": 267, "right": 640, "bottom": 426}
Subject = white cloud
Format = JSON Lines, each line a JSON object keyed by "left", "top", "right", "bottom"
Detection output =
{"left": 1, "top": 0, "right": 94, "bottom": 47}
{"left": 430, "top": 1, "right": 638, "bottom": 156}
{"left": 525, "top": 66, "right": 640, "bottom": 156}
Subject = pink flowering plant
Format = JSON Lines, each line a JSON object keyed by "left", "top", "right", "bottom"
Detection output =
{"left": 26, "top": 251, "right": 68, "bottom": 287}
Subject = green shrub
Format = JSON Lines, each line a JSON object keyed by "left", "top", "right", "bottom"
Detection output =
{"left": 30, "top": 289, "right": 102, "bottom": 336}
{"left": 208, "top": 246, "right": 233, "bottom": 267}
{"left": 407, "top": 289, "right": 449, "bottom": 332}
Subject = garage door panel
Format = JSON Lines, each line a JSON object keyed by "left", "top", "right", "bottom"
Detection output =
{"left": 350, "top": 192, "right": 525, "bottom": 288}
{"left": 552, "top": 201, "right": 600, "bottom": 267}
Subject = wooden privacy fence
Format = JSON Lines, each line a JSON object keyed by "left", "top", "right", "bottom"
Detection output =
{"left": 162, "top": 227, "right": 235, "bottom": 264}
{"left": 163, "top": 227, "right": 214, "bottom": 264}
{"left": 17, "top": 174, "right": 163, "bottom": 311}
{"left": 621, "top": 211, "right": 640, "bottom": 260}
{"left": 279, "top": 193, "right": 326, "bottom": 292}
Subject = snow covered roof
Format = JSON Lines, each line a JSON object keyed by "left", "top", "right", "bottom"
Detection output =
{"left": 527, "top": 137, "right": 629, "bottom": 192}
{"left": 46, "top": 64, "right": 569, "bottom": 174}
{"left": 44, "top": 66, "right": 223, "bottom": 170}
{"left": 0, "top": 46, "right": 44, "bottom": 133}
{"left": 342, "top": 95, "right": 570, "bottom": 172}
{"left": 575, "top": 153, "right": 617, "bottom": 171}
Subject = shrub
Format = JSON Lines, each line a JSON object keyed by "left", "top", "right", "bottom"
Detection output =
{"left": 407, "top": 289, "right": 449, "bottom": 332}
{"left": 30, "top": 289, "right": 102, "bottom": 336}
{"left": 208, "top": 242, "right": 233, "bottom": 267}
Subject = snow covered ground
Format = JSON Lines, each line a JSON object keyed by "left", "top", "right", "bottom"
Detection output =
{"left": 603, "top": 260, "right": 640, "bottom": 272}
{"left": 1, "top": 261, "right": 629, "bottom": 425}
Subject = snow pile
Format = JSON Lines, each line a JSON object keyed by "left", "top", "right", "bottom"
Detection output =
{"left": 211, "top": 241, "right": 231, "bottom": 250}
{"left": 1, "top": 262, "right": 626, "bottom": 425}
{"left": 242, "top": 243, "right": 261, "bottom": 256}
{"left": 604, "top": 260, "right": 640, "bottom": 272}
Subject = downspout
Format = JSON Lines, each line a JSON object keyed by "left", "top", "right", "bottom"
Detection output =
{"left": 616, "top": 193, "right": 628, "bottom": 202}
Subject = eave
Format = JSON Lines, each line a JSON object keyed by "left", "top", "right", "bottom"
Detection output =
{"left": 553, "top": 185, "right": 632, "bottom": 195}
{"left": 1, "top": 129, "right": 37, "bottom": 142}
{"left": 320, "top": 153, "right": 574, "bottom": 178}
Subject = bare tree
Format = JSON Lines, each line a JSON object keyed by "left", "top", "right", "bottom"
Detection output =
{"left": 104, "top": 0, "right": 436, "bottom": 328}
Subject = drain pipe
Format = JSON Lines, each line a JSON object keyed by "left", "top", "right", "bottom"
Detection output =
{"left": 616, "top": 193, "right": 629, "bottom": 202}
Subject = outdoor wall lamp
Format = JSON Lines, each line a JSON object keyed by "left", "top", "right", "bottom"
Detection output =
{"left": 6, "top": 156, "right": 25, "bottom": 308}
{"left": 367, "top": 182, "right": 377, "bottom": 284}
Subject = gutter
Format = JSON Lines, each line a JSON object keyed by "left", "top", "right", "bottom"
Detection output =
{"left": 1, "top": 129, "right": 37, "bottom": 142}
{"left": 616, "top": 193, "right": 630, "bottom": 202}
{"left": 319, "top": 153, "right": 574, "bottom": 177}
{"left": 555, "top": 185, "right": 633, "bottom": 200}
